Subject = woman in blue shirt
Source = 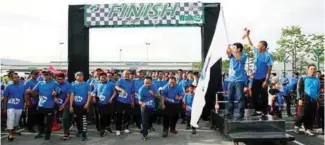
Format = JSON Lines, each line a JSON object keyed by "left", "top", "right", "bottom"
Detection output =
{"left": 93, "top": 72, "right": 116, "bottom": 137}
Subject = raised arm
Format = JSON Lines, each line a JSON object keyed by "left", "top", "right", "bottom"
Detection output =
{"left": 243, "top": 29, "right": 255, "bottom": 50}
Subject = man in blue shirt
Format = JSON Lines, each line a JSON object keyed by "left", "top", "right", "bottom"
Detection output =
{"left": 295, "top": 64, "right": 321, "bottom": 136}
{"left": 289, "top": 72, "right": 299, "bottom": 106}
{"left": 139, "top": 76, "right": 159, "bottom": 140}
{"left": 279, "top": 72, "right": 292, "bottom": 117}
{"left": 176, "top": 69, "right": 183, "bottom": 84}
{"left": 115, "top": 70, "right": 135, "bottom": 136}
{"left": 133, "top": 70, "right": 145, "bottom": 129}
{"left": 244, "top": 29, "right": 274, "bottom": 120}
{"left": 25, "top": 70, "right": 39, "bottom": 133}
{"left": 30, "top": 70, "right": 60, "bottom": 140}
{"left": 92, "top": 72, "right": 116, "bottom": 137}
{"left": 56, "top": 73, "right": 72, "bottom": 140}
{"left": 153, "top": 71, "right": 168, "bottom": 125}
{"left": 161, "top": 77, "right": 184, "bottom": 137}
{"left": 3, "top": 73, "right": 27, "bottom": 141}
{"left": 70, "top": 72, "right": 91, "bottom": 141}
{"left": 225, "top": 43, "right": 247, "bottom": 120}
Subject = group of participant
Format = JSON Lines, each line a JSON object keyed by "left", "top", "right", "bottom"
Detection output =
{"left": 224, "top": 29, "right": 324, "bottom": 136}
{"left": 1, "top": 68, "right": 200, "bottom": 142}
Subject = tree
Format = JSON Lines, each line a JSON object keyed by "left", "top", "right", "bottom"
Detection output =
{"left": 304, "top": 34, "right": 324, "bottom": 70}
{"left": 192, "top": 62, "right": 202, "bottom": 71}
{"left": 275, "top": 26, "right": 309, "bottom": 73}
{"left": 222, "top": 59, "right": 230, "bottom": 73}
{"left": 242, "top": 44, "right": 254, "bottom": 71}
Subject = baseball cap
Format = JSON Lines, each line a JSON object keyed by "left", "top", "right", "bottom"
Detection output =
{"left": 75, "top": 71, "right": 84, "bottom": 77}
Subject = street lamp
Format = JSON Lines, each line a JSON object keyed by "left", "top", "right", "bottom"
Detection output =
{"left": 58, "top": 42, "right": 64, "bottom": 71}
{"left": 119, "top": 49, "right": 122, "bottom": 62}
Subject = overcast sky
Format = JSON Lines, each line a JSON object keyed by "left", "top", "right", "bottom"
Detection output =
{"left": 0, "top": 0, "right": 324, "bottom": 63}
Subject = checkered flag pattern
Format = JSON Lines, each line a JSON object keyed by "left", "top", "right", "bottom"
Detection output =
{"left": 85, "top": 2, "right": 203, "bottom": 27}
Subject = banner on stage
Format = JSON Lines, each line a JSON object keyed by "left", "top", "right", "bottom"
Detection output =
{"left": 84, "top": 2, "right": 204, "bottom": 27}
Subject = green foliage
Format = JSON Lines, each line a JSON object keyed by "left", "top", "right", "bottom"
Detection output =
{"left": 222, "top": 59, "right": 230, "bottom": 72}
{"left": 192, "top": 62, "right": 202, "bottom": 71}
{"left": 243, "top": 44, "right": 254, "bottom": 71}
{"left": 274, "top": 25, "right": 324, "bottom": 73}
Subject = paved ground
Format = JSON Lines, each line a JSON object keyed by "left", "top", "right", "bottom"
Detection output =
{"left": 1, "top": 107, "right": 323, "bottom": 145}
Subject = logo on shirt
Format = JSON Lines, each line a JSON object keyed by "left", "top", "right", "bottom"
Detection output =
{"left": 38, "top": 96, "right": 48, "bottom": 107}
{"left": 98, "top": 95, "right": 106, "bottom": 101}
{"left": 74, "top": 96, "right": 83, "bottom": 102}
{"left": 8, "top": 98, "right": 20, "bottom": 105}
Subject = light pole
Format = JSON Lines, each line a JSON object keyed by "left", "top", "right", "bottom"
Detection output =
{"left": 119, "top": 49, "right": 122, "bottom": 62}
{"left": 313, "top": 49, "right": 323, "bottom": 70}
{"left": 145, "top": 42, "right": 150, "bottom": 70}
{"left": 58, "top": 42, "right": 64, "bottom": 71}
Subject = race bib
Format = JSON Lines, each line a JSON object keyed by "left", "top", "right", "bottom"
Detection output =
{"left": 119, "top": 92, "right": 128, "bottom": 99}
{"left": 8, "top": 98, "right": 20, "bottom": 105}
{"left": 74, "top": 96, "right": 83, "bottom": 102}
{"left": 98, "top": 95, "right": 106, "bottom": 101}
{"left": 38, "top": 96, "right": 48, "bottom": 107}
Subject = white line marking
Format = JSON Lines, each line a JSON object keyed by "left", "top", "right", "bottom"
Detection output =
{"left": 293, "top": 140, "right": 305, "bottom": 145}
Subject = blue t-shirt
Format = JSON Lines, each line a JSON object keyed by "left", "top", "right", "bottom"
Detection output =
{"left": 71, "top": 82, "right": 91, "bottom": 106}
{"left": 116, "top": 79, "right": 134, "bottom": 104}
{"left": 179, "top": 79, "right": 191, "bottom": 91}
{"left": 275, "top": 93, "right": 284, "bottom": 108}
{"left": 162, "top": 84, "right": 183, "bottom": 104}
{"left": 37, "top": 76, "right": 44, "bottom": 81}
{"left": 134, "top": 77, "right": 145, "bottom": 104}
{"left": 282, "top": 85, "right": 290, "bottom": 96}
{"left": 90, "top": 78, "right": 100, "bottom": 91}
{"left": 280, "top": 77, "right": 289, "bottom": 87}
{"left": 303, "top": 76, "right": 321, "bottom": 100}
{"left": 289, "top": 77, "right": 299, "bottom": 91}
{"left": 253, "top": 48, "right": 274, "bottom": 79}
{"left": 25, "top": 79, "right": 38, "bottom": 105}
{"left": 57, "top": 82, "right": 72, "bottom": 108}
{"left": 4, "top": 83, "right": 25, "bottom": 109}
{"left": 138, "top": 85, "right": 157, "bottom": 109}
{"left": 154, "top": 79, "right": 168, "bottom": 89}
{"left": 183, "top": 93, "right": 194, "bottom": 111}
{"left": 94, "top": 81, "right": 115, "bottom": 106}
{"left": 228, "top": 53, "right": 247, "bottom": 82}
{"left": 33, "top": 80, "right": 60, "bottom": 108}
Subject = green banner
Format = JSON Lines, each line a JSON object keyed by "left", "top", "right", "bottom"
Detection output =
{"left": 85, "top": 3, "right": 204, "bottom": 27}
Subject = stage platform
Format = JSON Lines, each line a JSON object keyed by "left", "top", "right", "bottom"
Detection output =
{"left": 211, "top": 109, "right": 295, "bottom": 145}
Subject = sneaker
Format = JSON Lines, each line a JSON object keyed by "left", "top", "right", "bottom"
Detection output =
{"left": 81, "top": 134, "right": 87, "bottom": 141}
{"left": 186, "top": 126, "right": 191, "bottom": 130}
{"left": 192, "top": 128, "right": 197, "bottom": 135}
{"left": 162, "top": 130, "right": 168, "bottom": 137}
{"left": 100, "top": 130, "right": 106, "bottom": 137}
{"left": 293, "top": 126, "right": 300, "bottom": 134}
{"left": 28, "top": 129, "right": 36, "bottom": 133}
{"left": 106, "top": 127, "right": 113, "bottom": 133}
{"left": 170, "top": 129, "right": 178, "bottom": 134}
{"left": 34, "top": 133, "right": 44, "bottom": 139}
{"left": 76, "top": 132, "right": 82, "bottom": 137}
{"left": 259, "top": 114, "right": 268, "bottom": 121}
{"left": 305, "top": 130, "right": 315, "bottom": 136}
{"left": 142, "top": 135, "right": 148, "bottom": 141}
{"left": 116, "top": 130, "right": 121, "bottom": 136}
{"left": 149, "top": 127, "right": 155, "bottom": 132}
{"left": 62, "top": 133, "right": 70, "bottom": 140}
{"left": 8, "top": 134, "right": 14, "bottom": 142}
{"left": 124, "top": 129, "right": 131, "bottom": 134}
{"left": 44, "top": 135, "right": 50, "bottom": 140}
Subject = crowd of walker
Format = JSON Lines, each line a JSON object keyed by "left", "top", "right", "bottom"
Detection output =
{"left": 1, "top": 29, "right": 323, "bottom": 142}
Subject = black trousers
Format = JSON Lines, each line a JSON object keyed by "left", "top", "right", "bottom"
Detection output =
{"left": 37, "top": 107, "right": 54, "bottom": 136}
{"left": 141, "top": 108, "right": 154, "bottom": 136}
{"left": 251, "top": 78, "right": 268, "bottom": 114}
{"left": 97, "top": 104, "right": 114, "bottom": 131}
{"left": 163, "top": 102, "right": 181, "bottom": 131}
{"left": 115, "top": 102, "right": 132, "bottom": 131}
{"left": 73, "top": 105, "right": 88, "bottom": 133}
{"left": 316, "top": 105, "right": 324, "bottom": 131}
{"left": 295, "top": 98, "right": 317, "bottom": 130}
{"left": 284, "top": 95, "right": 292, "bottom": 116}
{"left": 27, "top": 105, "right": 37, "bottom": 130}
{"left": 133, "top": 104, "right": 141, "bottom": 128}
{"left": 186, "top": 115, "right": 195, "bottom": 129}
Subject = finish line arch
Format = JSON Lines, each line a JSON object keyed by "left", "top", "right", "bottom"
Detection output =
{"left": 68, "top": 2, "right": 220, "bottom": 82}
{"left": 67, "top": 2, "right": 221, "bottom": 121}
